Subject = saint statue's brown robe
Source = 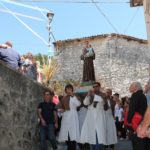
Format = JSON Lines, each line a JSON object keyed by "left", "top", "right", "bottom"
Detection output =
{"left": 81, "top": 47, "right": 96, "bottom": 82}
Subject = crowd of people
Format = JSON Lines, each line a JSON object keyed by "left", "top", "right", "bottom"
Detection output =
{"left": 37, "top": 80, "right": 150, "bottom": 150}
{"left": 1, "top": 41, "right": 150, "bottom": 150}
{"left": 0, "top": 41, "right": 42, "bottom": 82}
{"left": 21, "top": 52, "right": 37, "bottom": 80}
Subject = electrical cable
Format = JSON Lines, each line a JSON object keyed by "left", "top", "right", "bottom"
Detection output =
{"left": 124, "top": 7, "right": 140, "bottom": 34}
{"left": 9, "top": 0, "right": 130, "bottom": 4}
{"left": 0, "top": 1, "right": 48, "bottom": 45}
{"left": 91, "top": 0, "right": 119, "bottom": 33}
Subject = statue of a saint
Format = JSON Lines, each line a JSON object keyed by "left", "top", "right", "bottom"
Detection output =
{"left": 81, "top": 41, "right": 96, "bottom": 82}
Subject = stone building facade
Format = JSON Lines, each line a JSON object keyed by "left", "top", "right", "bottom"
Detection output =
{"left": 54, "top": 33, "right": 150, "bottom": 96}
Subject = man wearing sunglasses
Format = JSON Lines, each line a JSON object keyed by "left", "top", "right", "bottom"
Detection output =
{"left": 80, "top": 82, "right": 106, "bottom": 150}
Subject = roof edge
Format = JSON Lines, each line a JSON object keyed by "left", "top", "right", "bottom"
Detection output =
{"left": 54, "top": 33, "right": 148, "bottom": 46}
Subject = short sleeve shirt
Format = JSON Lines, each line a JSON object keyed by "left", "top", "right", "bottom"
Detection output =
{"left": 38, "top": 101, "right": 57, "bottom": 125}
{"left": 0, "top": 48, "right": 22, "bottom": 70}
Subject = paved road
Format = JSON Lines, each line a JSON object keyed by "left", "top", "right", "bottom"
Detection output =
{"left": 56, "top": 139, "right": 132, "bottom": 150}
{"left": 115, "top": 139, "right": 132, "bottom": 150}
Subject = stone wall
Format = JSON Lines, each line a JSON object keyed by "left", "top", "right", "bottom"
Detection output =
{"left": 0, "top": 61, "right": 49, "bottom": 150}
{"left": 54, "top": 34, "right": 150, "bottom": 96}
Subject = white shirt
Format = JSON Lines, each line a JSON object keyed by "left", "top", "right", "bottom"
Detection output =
{"left": 115, "top": 104, "right": 124, "bottom": 122}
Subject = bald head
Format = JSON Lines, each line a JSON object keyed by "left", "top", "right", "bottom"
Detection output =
{"left": 129, "top": 82, "right": 142, "bottom": 93}
{"left": 5, "top": 41, "right": 13, "bottom": 48}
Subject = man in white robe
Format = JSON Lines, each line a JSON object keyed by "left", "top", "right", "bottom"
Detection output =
{"left": 80, "top": 82, "right": 106, "bottom": 150}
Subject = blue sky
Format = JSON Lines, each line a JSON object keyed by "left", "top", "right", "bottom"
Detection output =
{"left": 0, "top": 0, "right": 147, "bottom": 55}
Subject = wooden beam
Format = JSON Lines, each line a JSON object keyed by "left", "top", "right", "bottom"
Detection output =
{"left": 143, "top": 0, "right": 150, "bottom": 46}
{"left": 130, "top": 0, "right": 143, "bottom": 7}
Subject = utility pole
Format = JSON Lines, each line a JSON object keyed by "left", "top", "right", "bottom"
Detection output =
{"left": 130, "top": 0, "right": 150, "bottom": 46}
{"left": 143, "top": 0, "right": 150, "bottom": 46}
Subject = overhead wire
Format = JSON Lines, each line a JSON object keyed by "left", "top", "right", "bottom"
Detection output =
{"left": 31, "top": 2, "right": 57, "bottom": 44}
{"left": 0, "top": 0, "right": 49, "bottom": 12}
{"left": 1, "top": 0, "right": 141, "bottom": 45}
{"left": 0, "top": 7, "right": 44, "bottom": 21}
{"left": 0, "top": 1, "right": 48, "bottom": 46}
{"left": 123, "top": 7, "right": 140, "bottom": 34}
{"left": 10, "top": 0, "right": 130, "bottom": 4}
{"left": 91, "top": 0, "right": 119, "bottom": 33}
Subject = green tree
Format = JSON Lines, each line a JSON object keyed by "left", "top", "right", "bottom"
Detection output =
{"left": 34, "top": 53, "right": 48, "bottom": 66}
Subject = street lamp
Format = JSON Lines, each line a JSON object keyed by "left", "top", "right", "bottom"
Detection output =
{"left": 47, "top": 11, "right": 54, "bottom": 23}
{"left": 47, "top": 11, "right": 54, "bottom": 57}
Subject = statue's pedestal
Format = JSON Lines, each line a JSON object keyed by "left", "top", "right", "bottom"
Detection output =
{"left": 75, "top": 81, "right": 94, "bottom": 98}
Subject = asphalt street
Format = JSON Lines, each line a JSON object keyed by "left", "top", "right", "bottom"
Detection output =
{"left": 56, "top": 139, "right": 133, "bottom": 150}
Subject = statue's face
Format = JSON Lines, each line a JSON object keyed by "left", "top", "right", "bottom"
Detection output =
{"left": 85, "top": 41, "right": 89, "bottom": 47}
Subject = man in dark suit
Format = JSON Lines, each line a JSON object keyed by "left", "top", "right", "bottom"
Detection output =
{"left": 128, "top": 82, "right": 148, "bottom": 150}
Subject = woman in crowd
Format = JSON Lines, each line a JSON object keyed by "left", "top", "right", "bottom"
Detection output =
{"left": 114, "top": 93, "right": 124, "bottom": 139}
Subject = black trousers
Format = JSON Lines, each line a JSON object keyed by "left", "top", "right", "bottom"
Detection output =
{"left": 104, "top": 144, "right": 114, "bottom": 149}
{"left": 78, "top": 143, "right": 90, "bottom": 150}
{"left": 66, "top": 136, "right": 76, "bottom": 150}
{"left": 131, "top": 134, "right": 149, "bottom": 150}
